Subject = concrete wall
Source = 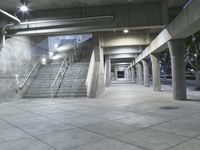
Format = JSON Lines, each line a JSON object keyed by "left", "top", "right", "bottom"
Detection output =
{"left": 0, "top": 36, "right": 48, "bottom": 102}
{"left": 101, "top": 31, "right": 151, "bottom": 47}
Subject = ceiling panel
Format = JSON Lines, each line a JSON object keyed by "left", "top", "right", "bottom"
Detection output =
{"left": 0, "top": 0, "right": 161, "bottom": 12}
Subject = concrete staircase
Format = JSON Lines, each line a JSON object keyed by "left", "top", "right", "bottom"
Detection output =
{"left": 55, "top": 61, "right": 89, "bottom": 97}
{"left": 23, "top": 38, "right": 93, "bottom": 98}
{"left": 23, "top": 62, "right": 60, "bottom": 98}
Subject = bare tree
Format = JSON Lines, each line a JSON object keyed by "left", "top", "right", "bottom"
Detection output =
{"left": 185, "top": 31, "right": 200, "bottom": 90}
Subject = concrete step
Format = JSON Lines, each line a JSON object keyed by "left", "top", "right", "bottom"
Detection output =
{"left": 56, "top": 93, "right": 87, "bottom": 97}
{"left": 25, "top": 90, "right": 51, "bottom": 94}
{"left": 23, "top": 94, "right": 51, "bottom": 98}
{"left": 57, "top": 88, "right": 86, "bottom": 92}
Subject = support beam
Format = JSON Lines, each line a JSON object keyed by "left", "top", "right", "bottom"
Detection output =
{"left": 168, "top": 40, "right": 186, "bottom": 100}
{"left": 104, "top": 46, "right": 143, "bottom": 55}
{"left": 131, "top": 67, "right": 136, "bottom": 82}
{"left": 142, "top": 59, "right": 150, "bottom": 87}
{"left": 150, "top": 54, "right": 161, "bottom": 91}
{"left": 88, "top": 33, "right": 105, "bottom": 98}
{"left": 128, "top": 68, "right": 132, "bottom": 80}
{"left": 105, "top": 55, "right": 111, "bottom": 87}
{"left": 136, "top": 63, "right": 143, "bottom": 85}
{"left": 110, "top": 53, "right": 138, "bottom": 59}
{"left": 114, "top": 67, "right": 118, "bottom": 80}
{"left": 136, "top": 0, "right": 200, "bottom": 63}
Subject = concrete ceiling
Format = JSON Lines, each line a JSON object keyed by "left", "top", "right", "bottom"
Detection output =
{"left": 0, "top": 0, "right": 188, "bottom": 12}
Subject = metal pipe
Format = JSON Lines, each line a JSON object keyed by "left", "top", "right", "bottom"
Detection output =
{"left": 20, "top": 15, "right": 114, "bottom": 25}
{"left": 0, "top": 9, "right": 21, "bottom": 24}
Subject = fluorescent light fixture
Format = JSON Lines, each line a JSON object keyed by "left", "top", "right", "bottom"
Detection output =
{"left": 20, "top": 5, "right": 28, "bottom": 12}
{"left": 49, "top": 52, "right": 54, "bottom": 57}
{"left": 41, "top": 57, "right": 47, "bottom": 65}
{"left": 123, "top": 29, "right": 129, "bottom": 33}
{"left": 54, "top": 43, "right": 58, "bottom": 48}
{"left": 52, "top": 54, "right": 62, "bottom": 60}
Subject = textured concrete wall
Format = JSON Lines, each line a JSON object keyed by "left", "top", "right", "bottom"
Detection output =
{"left": 0, "top": 36, "right": 48, "bottom": 102}
{"left": 102, "top": 31, "right": 151, "bottom": 47}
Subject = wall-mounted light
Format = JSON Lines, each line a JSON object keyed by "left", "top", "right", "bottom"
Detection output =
{"left": 19, "top": 0, "right": 29, "bottom": 12}
{"left": 123, "top": 29, "right": 129, "bottom": 33}
{"left": 20, "top": 5, "right": 28, "bottom": 12}
{"left": 54, "top": 43, "right": 58, "bottom": 48}
{"left": 41, "top": 57, "right": 47, "bottom": 65}
{"left": 49, "top": 52, "right": 54, "bottom": 57}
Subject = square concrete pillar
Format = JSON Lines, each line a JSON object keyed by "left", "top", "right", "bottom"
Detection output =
{"left": 131, "top": 67, "right": 136, "bottom": 82}
{"left": 136, "top": 62, "right": 143, "bottom": 85}
{"left": 128, "top": 68, "right": 132, "bottom": 80}
{"left": 105, "top": 55, "right": 111, "bottom": 87}
{"left": 150, "top": 54, "right": 161, "bottom": 91}
{"left": 142, "top": 59, "right": 150, "bottom": 87}
{"left": 168, "top": 40, "right": 187, "bottom": 100}
{"left": 88, "top": 33, "right": 105, "bottom": 98}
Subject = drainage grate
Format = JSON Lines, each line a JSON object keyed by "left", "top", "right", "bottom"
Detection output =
{"left": 159, "top": 106, "right": 179, "bottom": 110}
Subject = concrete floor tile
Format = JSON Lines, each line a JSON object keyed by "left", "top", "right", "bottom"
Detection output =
{"left": 83, "top": 121, "right": 138, "bottom": 137}
{"left": 169, "top": 139, "right": 200, "bottom": 150}
{"left": 37, "top": 128, "right": 105, "bottom": 150}
{"left": 114, "top": 128, "right": 189, "bottom": 150}
{"left": 68, "top": 139, "right": 145, "bottom": 150}
{"left": 151, "top": 114, "right": 200, "bottom": 137}
{"left": 115, "top": 114, "right": 166, "bottom": 128}
{"left": 4, "top": 116, "right": 52, "bottom": 127}
{"left": 94, "top": 111, "right": 138, "bottom": 121}
{"left": 0, "top": 127, "right": 30, "bottom": 143}
{"left": 0, "top": 119, "right": 13, "bottom": 130}
{"left": 44, "top": 112, "right": 84, "bottom": 122}
{"left": 0, "top": 137, "right": 55, "bottom": 150}
{"left": 19, "top": 120, "right": 75, "bottom": 136}
{"left": 62, "top": 115, "right": 107, "bottom": 127}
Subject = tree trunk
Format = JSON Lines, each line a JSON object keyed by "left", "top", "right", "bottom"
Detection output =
{"left": 195, "top": 69, "right": 200, "bottom": 90}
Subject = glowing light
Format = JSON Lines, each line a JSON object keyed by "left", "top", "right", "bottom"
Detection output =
{"left": 123, "top": 29, "right": 129, "bottom": 33}
{"left": 52, "top": 54, "right": 62, "bottom": 60}
{"left": 49, "top": 52, "right": 54, "bottom": 57}
{"left": 20, "top": 5, "right": 29, "bottom": 12}
{"left": 54, "top": 43, "right": 58, "bottom": 48}
{"left": 41, "top": 57, "right": 47, "bottom": 65}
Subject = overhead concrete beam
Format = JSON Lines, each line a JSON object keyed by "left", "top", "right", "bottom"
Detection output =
{"left": 111, "top": 58, "right": 133, "bottom": 63}
{"left": 101, "top": 31, "right": 151, "bottom": 47}
{"left": 136, "top": 0, "right": 200, "bottom": 63}
{"left": 110, "top": 54, "right": 138, "bottom": 59}
{"left": 104, "top": 46, "right": 143, "bottom": 55}
{"left": 112, "top": 63, "right": 130, "bottom": 66}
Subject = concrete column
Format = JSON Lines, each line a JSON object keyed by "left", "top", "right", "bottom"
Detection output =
{"left": 150, "top": 54, "right": 161, "bottom": 91}
{"left": 128, "top": 68, "right": 131, "bottom": 80}
{"left": 125, "top": 68, "right": 128, "bottom": 79}
{"left": 168, "top": 40, "right": 186, "bottom": 100}
{"left": 105, "top": 55, "right": 111, "bottom": 87}
{"left": 137, "top": 63, "right": 143, "bottom": 85}
{"left": 88, "top": 33, "right": 105, "bottom": 98}
{"left": 131, "top": 67, "right": 136, "bottom": 82}
{"left": 114, "top": 67, "right": 118, "bottom": 80}
{"left": 142, "top": 59, "right": 150, "bottom": 87}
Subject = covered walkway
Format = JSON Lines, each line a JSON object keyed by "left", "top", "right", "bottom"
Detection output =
{"left": 0, "top": 83, "right": 200, "bottom": 150}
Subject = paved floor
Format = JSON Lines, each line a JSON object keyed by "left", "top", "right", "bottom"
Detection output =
{"left": 0, "top": 82, "right": 200, "bottom": 150}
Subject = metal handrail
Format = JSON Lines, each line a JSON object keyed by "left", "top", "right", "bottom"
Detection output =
{"left": 51, "top": 54, "right": 68, "bottom": 98}
{"left": 18, "top": 55, "right": 44, "bottom": 90}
